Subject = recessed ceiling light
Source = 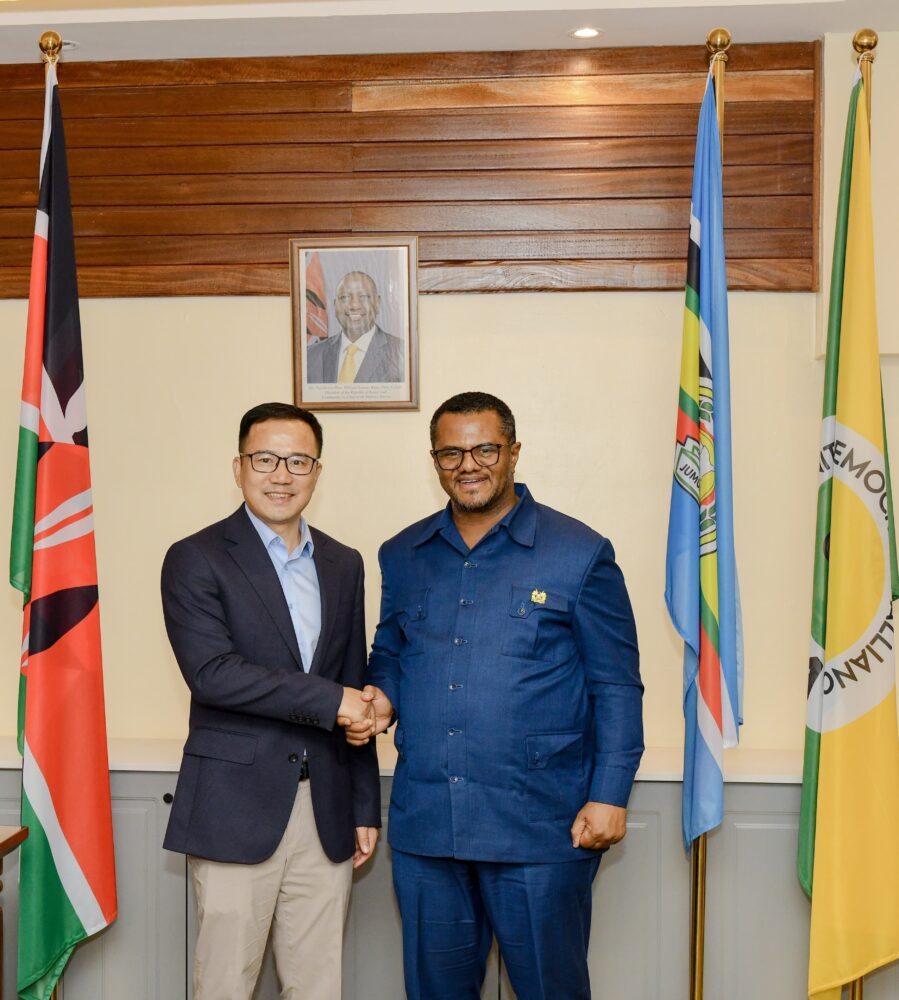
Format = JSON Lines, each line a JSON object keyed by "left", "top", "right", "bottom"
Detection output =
{"left": 570, "top": 27, "right": 603, "bottom": 40}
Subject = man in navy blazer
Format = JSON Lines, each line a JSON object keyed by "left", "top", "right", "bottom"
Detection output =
{"left": 161, "top": 402, "right": 380, "bottom": 1000}
{"left": 354, "top": 391, "right": 643, "bottom": 1000}
{"left": 306, "top": 271, "right": 405, "bottom": 384}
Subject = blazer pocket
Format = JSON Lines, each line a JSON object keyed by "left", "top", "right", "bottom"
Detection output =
{"left": 397, "top": 588, "right": 430, "bottom": 650}
{"left": 184, "top": 727, "right": 258, "bottom": 765}
{"left": 502, "top": 586, "right": 569, "bottom": 659}
{"left": 525, "top": 731, "right": 587, "bottom": 824}
{"left": 525, "top": 731, "right": 582, "bottom": 770}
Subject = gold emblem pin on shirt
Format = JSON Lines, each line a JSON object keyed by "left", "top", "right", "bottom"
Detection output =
{"left": 531, "top": 589, "right": 547, "bottom": 605}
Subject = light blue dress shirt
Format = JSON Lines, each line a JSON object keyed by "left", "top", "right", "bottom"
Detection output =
{"left": 244, "top": 504, "right": 321, "bottom": 672}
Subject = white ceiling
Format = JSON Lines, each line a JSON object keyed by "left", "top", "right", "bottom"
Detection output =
{"left": 0, "top": 0, "right": 895, "bottom": 64}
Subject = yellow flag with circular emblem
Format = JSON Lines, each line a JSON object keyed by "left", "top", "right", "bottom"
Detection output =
{"left": 799, "top": 71, "right": 899, "bottom": 999}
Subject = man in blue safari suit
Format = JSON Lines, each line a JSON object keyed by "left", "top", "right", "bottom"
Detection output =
{"left": 350, "top": 391, "right": 644, "bottom": 1000}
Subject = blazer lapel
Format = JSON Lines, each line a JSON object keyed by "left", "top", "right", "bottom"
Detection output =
{"left": 225, "top": 508, "right": 303, "bottom": 669}
{"left": 309, "top": 529, "right": 339, "bottom": 676}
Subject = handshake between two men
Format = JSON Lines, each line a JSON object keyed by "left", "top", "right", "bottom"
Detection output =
{"left": 337, "top": 685, "right": 393, "bottom": 746}
{"left": 335, "top": 684, "right": 628, "bottom": 853}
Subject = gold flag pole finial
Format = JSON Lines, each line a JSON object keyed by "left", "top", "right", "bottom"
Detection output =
{"left": 39, "top": 30, "right": 62, "bottom": 65}
{"left": 853, "top": 28, "right": 877, "bottom": 140}
{"left": 706, "top": 28, "right": 731, "bottom": 158}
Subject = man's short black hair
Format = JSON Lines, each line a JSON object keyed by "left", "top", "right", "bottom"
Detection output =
{"left": 429, "top": 392, "right": 516, "bottom": 447}
{"left": 238, "top": 402, "right": 323, "bottom": 456}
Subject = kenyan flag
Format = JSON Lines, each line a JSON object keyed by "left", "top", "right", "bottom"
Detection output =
{"left": 10, "top": 60, "right": 116, "bottom": 1000}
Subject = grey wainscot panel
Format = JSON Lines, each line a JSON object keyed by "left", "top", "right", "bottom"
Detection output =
{"left": 2, "top": 770, "right": 899, "bottom": 998}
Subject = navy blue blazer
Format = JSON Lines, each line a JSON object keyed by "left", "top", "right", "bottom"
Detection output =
{"left": 367, "top": 484, "right": 643, "bottom": 863}
{"left": 306, "top": 327, "right": 404, "bottom": 383}
{"left": 161, "top": 507, "right": 380, "bottom": 864}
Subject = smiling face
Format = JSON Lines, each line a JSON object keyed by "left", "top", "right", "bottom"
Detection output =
{"left": 334, "top": 272, "right": 380, "bottom": 342}
{"left": 432, "top": 410, "right": 520, "bottom": 515}
{"left": 233, "top": 418, "right": 321, "bottom": 542}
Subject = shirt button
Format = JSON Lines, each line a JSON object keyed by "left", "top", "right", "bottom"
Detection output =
{"left": 463, "top": 560, "right": 477, "bottom": 569}
{"left": 460, "top": 598, "right": 473, "bottom": 607}
{"left": 450, "top": 775, "right": 463, "bottom": 783}
{"left": 288, "top": 753, "right": 299, "bottom": 763}
{"left": 448, "top": 728, "right": 461, "bottom": 736}
{"left": 453, "top": 637, "right": 467, "bottom": 646}
{"left": 517, "top": 606, "right": 526, "bottom": 617}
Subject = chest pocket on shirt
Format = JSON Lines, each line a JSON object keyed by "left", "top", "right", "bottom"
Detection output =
{"left": 397, "top": 588, "right": 429, "bottom": 652}
{"left": 501, "top": 585, "right": 570, "bottom": 659}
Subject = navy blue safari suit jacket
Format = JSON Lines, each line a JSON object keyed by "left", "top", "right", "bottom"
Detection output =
{"left": 367, "top": 484, "right": 643, "bottom": 863}
{"left": 161, "top": 507, "right": 380, "bottom": 865}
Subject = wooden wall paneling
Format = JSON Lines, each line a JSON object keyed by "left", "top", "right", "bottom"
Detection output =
{"left": 0, "top": 43, "right": 817, "bottom": 91}
{"left": 350, "top": 134, "right": 813, "bottom": 172}
{"left": 351, "top": 197, "right": 813, "bottom": 232}
{"left": 0, "top": 42, "right": 820, "bottom": 297}
{"left": 0, "top": 83, "right": 352, "bottom": 120}
{"left": 416, "top": 259, "right": 813, "bottom": 294}
{"left": 0, "top": 164, "right": 812, "bottom": 209}
{"left": 0, "top": 229, "right": 812, "bottom": 269}
{"left": 351, "top": 71, "right": 814, "bottom": 113}
{"left": 0, "top": 104, "right": 815, "bottom": 150}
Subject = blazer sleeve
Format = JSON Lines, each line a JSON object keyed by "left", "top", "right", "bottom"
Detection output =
{"left": 573, "top": 537, "right": 644, "bottom": 808}
{"left": 343, "top": 550, "right": 381, "bottom": 827}
{"left": 161, "top": 537, "right": 344, "bottom": 729}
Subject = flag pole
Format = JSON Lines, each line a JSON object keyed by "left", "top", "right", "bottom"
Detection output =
{"left": 687, "top": 29, "right": 732, "bottom": 1000}
{"left": 689, "top": 831, "right": 707, "bottom": 999}
{"left": 848, "top": 36, "right": 876, "bottom": 1000}
{"left": 38, "top": 30, "right": 63, "bottom": 1000}
{"left": 707, "top": 27, "right": 731, "bottom": 157}
{"left": 853, "top": 27, "right": 877, "bottom": 139}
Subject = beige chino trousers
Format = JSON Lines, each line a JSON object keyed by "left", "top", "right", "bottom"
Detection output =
{"left": 189, "top": 779, "right": 353, "bottom": 1000}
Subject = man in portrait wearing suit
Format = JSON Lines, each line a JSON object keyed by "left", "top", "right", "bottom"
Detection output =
{"left": 306, "top": 270, "right": 405, "bottom": 384}
{"left": 349, "top": 391, "right": 644, "bottom": 1000}
{"left": 161, "top": 401, "right": 380, "bottom": 1000}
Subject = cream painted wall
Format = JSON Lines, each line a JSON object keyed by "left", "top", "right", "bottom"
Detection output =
{"left": 3, "top": 32, "right": 899, "bottom": 759}
{"left": 5, "top": 288, "right": 882, "bottom": 756}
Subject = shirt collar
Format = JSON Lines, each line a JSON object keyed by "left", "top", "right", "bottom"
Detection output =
{"left": 413, "top": 483, "right": 536, "bottom": 549}
{"left": 340, "top": 326, "right": 377, "bottom": 356}
{"left": 243, "top": 503, "right": 314, "bottom": 558}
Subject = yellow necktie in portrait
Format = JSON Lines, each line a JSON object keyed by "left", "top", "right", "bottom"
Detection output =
{"left": 338, "top": 344, "right": 359, "bottom": 384}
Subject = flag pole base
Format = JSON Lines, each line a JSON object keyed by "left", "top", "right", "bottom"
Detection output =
{"left": 690, "top": 833, "right": 708, "bottom": 1000}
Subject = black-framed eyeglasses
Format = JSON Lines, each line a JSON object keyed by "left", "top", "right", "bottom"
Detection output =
{"left": 430, "top": 443, "right": 507, "bottom": 471}
{"left": 239, "top": 451, "right": 319, "bottom": 476}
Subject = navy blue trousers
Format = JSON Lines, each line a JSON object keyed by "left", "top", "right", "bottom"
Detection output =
{"left": 392, "top": 850, "right": 601, "bottom": 1000}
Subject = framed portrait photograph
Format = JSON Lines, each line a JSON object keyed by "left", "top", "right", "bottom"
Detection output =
{"left": 290, "top": 235, "right": 419, "bottom": 411}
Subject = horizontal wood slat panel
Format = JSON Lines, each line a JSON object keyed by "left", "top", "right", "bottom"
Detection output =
{"left": 0, "top": 257, "right": 813, "bottom": 297}
{"left": 351, "top": 197, "right": 813, "bottom": 232}
{"left": 417, "top": 259, "right": 813, "bottom": 291}
{"left": 0, "top": 104, "right": 816, "bottom": 151}
{"left": 0, "top": 134, "right": 813, "bottom": 179}
{"left": 0, "top": 144, "right": 352, "bottom": 179}
{"left": 0, "top": 44, "right": 817, "bottom": 90}
{"left": 0, "top": 165, "right": 812, "bottom": 208}
{"left": 0, "top": 83, "right": 352, "bottom": 121}
{"left": 352, "top": 71, "right": 813, "bottom": 113}
{"left": 0, "top": 229, "right": 811, "bottom": 268}
{"left": 0, "top": 41, "right": 819, "bottom": 296}
{"left": 0, "top": 265, "right": 288, "bottom": 297}
{"left": 352, "top": 134, "right": 813, "bottom": 171}
{"left": 0, "top": 205, "right": 353, "bottom": 238}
